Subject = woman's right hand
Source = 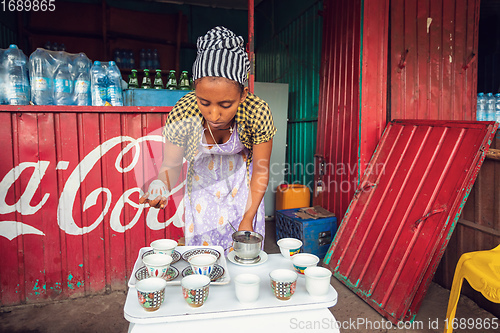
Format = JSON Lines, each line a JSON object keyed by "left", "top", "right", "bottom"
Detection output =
{"left": 139, "top": 179, "right": 170, "bottom": 209}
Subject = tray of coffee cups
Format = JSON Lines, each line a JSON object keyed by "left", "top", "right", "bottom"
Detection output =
{"left": 128, "top": 245, "right": 231, "bottom": 287}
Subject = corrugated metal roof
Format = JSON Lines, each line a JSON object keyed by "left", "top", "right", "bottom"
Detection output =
{"left": 324, "top": 119, "right": 498, "bottom": 323}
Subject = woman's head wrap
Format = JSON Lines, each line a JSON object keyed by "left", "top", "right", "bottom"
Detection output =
{"left": 192, "top": 26, "right": 250, "bottom": 85}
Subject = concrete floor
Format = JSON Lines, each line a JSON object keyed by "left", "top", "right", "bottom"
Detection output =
{"left": 0, "top": 221, "right": 497, "bottom": 333}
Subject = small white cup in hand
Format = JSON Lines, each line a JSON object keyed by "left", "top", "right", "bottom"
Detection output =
{"left": 148, "top": 179, "right": 169, "bottom": 201}
{"left": 234, "top": 273, "right": 260, "bottom": 304}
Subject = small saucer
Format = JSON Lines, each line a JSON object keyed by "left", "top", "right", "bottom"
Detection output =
{"left": 181, "top": 248, "right": 221, "bottom": 262}
{"left": 227, "top": 250, "right": 268, "bottom": 266}
{"left": 142, "top": 249, "right": 181, "bottom": 264}
{"left": 135, "top": 265, "right": 179, "bottom": 282}
{"left": 182, "top": 264, "right": 225, "bottom": 282}
{"left": 234, "top": 255, "right": 261, "bottom": 264}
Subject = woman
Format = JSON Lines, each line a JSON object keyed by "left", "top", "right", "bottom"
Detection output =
{"left": 141, "top": 26, "right": 276, "bottom": 253}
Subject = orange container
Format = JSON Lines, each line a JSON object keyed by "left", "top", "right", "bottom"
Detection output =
{"left": 276, "top": 184, "right": 311, "bottom": 210}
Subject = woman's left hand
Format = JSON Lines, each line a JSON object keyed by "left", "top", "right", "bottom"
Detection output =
{"left": 238, "top": 218, "right": 254, "bottom": 232}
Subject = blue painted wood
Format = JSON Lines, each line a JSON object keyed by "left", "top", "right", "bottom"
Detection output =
{"left": 123, "top": 89, "right": 190, "bottom": 107}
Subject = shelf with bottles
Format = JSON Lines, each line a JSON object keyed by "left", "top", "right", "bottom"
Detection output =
{"left": 476, "top": 92, "right": 500, "bottom": 122}
{"left": 126, "top": 68, "right": 193, "bottom": 91}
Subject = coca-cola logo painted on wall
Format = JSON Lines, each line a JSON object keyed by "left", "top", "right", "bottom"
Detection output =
{"left": 0, "top": 134, "right": 185, "bottom": 241}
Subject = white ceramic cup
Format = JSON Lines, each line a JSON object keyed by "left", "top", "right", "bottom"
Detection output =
{"left": 304, "top": 266, "right": 332, "bottom": 297}
{"left": 150, "top": 239, "right": 178, "bottom": 256}
{"left": 188, "top": 253, "right": 217, "bottom": 276}
{"left": 234, "top": 273, "right": 261, "bottom": 304}
{"left": 142, "top": 253, "right": 172, "bottom": 280}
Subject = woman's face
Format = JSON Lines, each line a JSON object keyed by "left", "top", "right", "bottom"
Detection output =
{"left": 195, "top": 77, "right": 248, "bottom": 130}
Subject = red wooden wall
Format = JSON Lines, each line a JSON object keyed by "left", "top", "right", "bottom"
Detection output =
{"left": 0, "top": 106, "right": 184, "bottom": 306}
{"left": 390, "top": 0, "right": 480, "bottom": 121}
{"left": 315, "top": 0, "right": 389, "bottom": 220}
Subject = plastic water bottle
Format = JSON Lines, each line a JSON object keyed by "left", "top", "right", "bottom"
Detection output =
{"left": 139, "top": 49, "right": 146, "bottom": 69}
{"left": 496, "top": 93, "right": 500, "bottom": 123}
{"left": 477, "top": 93, "right": 486, "bottom": 121}
{"left": 91, "top": 61, "right": 108, "bottom": 106}
{"left": 486, "top": 93, "right": 496, "bottom": 121}
{"left": 0, "top": 50, "right": 8, "bottom": 104}
{"left": 73, "top": 53, "right": 91, "bottom": 106}
{"left": 146, "top": 49, "right": 153, "bottom": 70}
{"left": 29, "top": 48, "right": 54, "bottom": 105}
{"left": 4, "top": 45, "right": 30, "bottom": 105}
{"left": 128, "top": 50, "right": 135, "bottom": 69}
{"left": 152, "top": 49, "right": 160, "bottom": 69}
{"left": 107, "top": 61, "right": 123, "bottom": 106}
{"left": 53, "top": 52, "right": 74, "bottom": 105}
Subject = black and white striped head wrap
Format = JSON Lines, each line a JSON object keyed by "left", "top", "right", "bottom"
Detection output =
{"left": 192, "top": 26, "right": 250, "bottom": 85}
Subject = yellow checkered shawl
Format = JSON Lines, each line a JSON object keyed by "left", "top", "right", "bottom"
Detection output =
{"left": 163, "top": 91, "right": 277, "bottom": 198}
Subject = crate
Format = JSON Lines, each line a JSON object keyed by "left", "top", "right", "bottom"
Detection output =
{"left": 275, "top": 208, "right": 337, "bottom": 258}
{"left": 123, "top": 89, "right": 190, "bottom": 106}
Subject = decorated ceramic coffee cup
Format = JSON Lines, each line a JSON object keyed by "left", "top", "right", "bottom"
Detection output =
{"left": 135, "top": 277, "right": 167, "bottom": 312}
{"left": 291, "top": 253, "right": 320, "bottom": 275}
{"left": 181, "top": 274, "right": 210, "bottom": 307}
{"left": 150, "top": 238, "right": 178, "bottom": 256}
{"left": 269, "top": 269, "right": 298, "bottom": 301}
{"left": 147, "top": 179, "right": 169, "bottom": 200}
{"left": 188, "top": 253, "right": 217, "bottom": 276}
{"left": 277, "top": 238, "right": 303, "bottom": 259}
{"left": 142, "top": 253, "right": 172, "bottom": 280}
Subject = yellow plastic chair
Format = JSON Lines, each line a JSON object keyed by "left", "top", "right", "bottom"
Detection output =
{"left": 443, "top": 244, "right": 500, "bottom": 333}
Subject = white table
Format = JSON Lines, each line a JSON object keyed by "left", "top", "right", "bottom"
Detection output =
{"left": 124, "top": 251, "right": 340, "bottom": 332}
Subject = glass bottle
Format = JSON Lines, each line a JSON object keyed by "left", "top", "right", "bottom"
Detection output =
{"left": 153, "top": 69, "right": 164, "bottom": 89}
{"left": 128, "top": 69, "right": 139, "bottom": 89}
{"left": 141, "top": 69, "right": 152, "bottom": 89}
{"left": 166, "top": 70, "right": 178, "bottom": 90}
{"left": 178, "top": 71, "right": 191, "bottom": 90}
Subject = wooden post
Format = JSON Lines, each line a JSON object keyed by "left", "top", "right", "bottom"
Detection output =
{"left": 101, "top": 0, "right": 108, "bottom": 60}
{"left": 248, "top": 0, "right": 255, "bottom": 93}
{"left": 176, "top": 11, "right": 182, "bottom": 76}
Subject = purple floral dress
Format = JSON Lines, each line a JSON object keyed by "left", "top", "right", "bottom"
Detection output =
{"left": 183, "top": 125, "right": 265, "bottom": 254}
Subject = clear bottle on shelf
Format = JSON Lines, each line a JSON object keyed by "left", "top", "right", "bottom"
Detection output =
{"left": 141, "top": 69, "right": 152, "bottom": 89}
{"left": 4, "top": 44, "right": 30, "bottom": 105}
{"left": 152, "top": 49, "right": 160, "bottom": 69}
{"left": 91, "top": 61, "right": 108, "bottom": 106}
{"left": 107, "top": 61, "right": 123, "bottom": 106}
{"left": 486, "top": 92, "right": 496, "bottom": 121}
{"left": 153, "top": 69, "right": 164, "bottom": 89}
{"left": 495, "top": 93, "right": 500, "bottom": 123}
{"left": 29, "top": 48, "right": 54, "bottom": 105}
{"left": 53, "top": 52, "right": 74, "bottom": 105}
{"left": 166, "top": 70, "right": 177, "bottom": 90}
{"left": 128, "top": 50, "right": 135, "bottom": 70}
{"left": 73, "top": 53, "right": 91, "bottom": 106}
{"left": 146, "top": 49, "right": 153, "bottom": 70}
{"left": 139, "top": 49, "right": 146, "bottom": 69}
{"left": 476, "top": 92, "right": 486, "bottom": 121}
